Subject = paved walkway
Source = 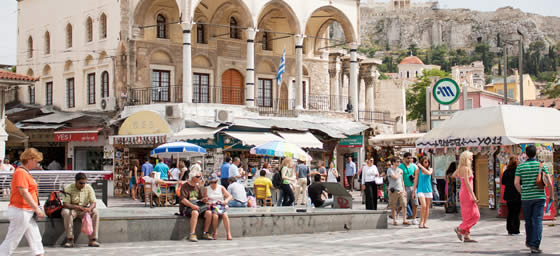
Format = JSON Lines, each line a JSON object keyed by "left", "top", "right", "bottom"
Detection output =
{"left": 11, "top": 213, "right": 560, "bottom": 255}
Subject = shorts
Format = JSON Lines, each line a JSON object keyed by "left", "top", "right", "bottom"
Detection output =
{"left": 182, "top": 202, "right": 210, "bottom": 218}
{"left": 130, "top": 178, "right": 137, "bottom": 186}
{"left": 405, "top": 186, "right": 418, "bottom": 206}
{"left": 389, "top": 190, "right": 407, "bottom": 210}
{"left": 416, "top": 192, "right": 433, "bottom": 199}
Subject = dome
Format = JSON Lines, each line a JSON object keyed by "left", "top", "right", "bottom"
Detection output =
{"left": 400, "top": 56, "right": 424, "bottom": 65}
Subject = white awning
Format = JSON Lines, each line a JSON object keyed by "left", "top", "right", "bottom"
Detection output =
{"left": 172, "top": 127, "right": 225, "bottom": 141}
{"left": 369, "top": 133, "right": 425, "bottom": 146}
{"left": 277, "top": 132, "right": 323, "bottom": 149}
{"left": 223, "top": 131, "right": 283, "bottom": 146}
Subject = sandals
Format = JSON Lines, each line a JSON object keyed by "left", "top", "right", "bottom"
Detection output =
{"left": 454, "top": 227, "right": 464, "bottom": 242}
{"left": 392, "top": 221, "right": 398, "bottom": 226}
{"left": 463, "top": 238, "right": 478, "bottom": 243}
{"left": 402, "top": 222, "right": 411, "bottom": 225}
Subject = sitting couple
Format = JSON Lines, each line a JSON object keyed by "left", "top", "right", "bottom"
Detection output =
{"left": 179, "top": 171, "right": 233, "bottom": 242}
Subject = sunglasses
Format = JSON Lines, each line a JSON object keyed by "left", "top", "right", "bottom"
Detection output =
{"left": 79, "top": 182, "right": 86, "bottom": 185}
{"left": 194, "top": 176, "right": 201, "bottom": 179}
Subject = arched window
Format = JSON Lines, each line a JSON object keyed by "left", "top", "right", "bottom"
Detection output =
{"left": 229, "top": 17, "right": 239, "bottom": 39}
{"left": 100, "top": 13, "right": 107, "bottom": 39}
{"left": 157, "top": 14, "right": 167, "bottom": 39}
{"left": 44, "top": 31, "right": 50, "bottom": 55}
{"left": 406, "top": 71, "right": 410, "bottom": 78}
{"left": 27, "top": 36, "right": 33, "bottom": 58}
{"left": 101, "top": 71, "right": 109, "bottom": 98}
{"left": 86, "top": 17, "right": 93, "bottom": 42}
{"left": 66, "top": 24, "right": 73, "bottom": 48}
{"left": 196, "top": 23, "right": 206, "bottom": 44}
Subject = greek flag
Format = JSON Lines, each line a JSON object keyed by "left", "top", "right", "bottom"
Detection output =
{"left": 277, "top": 48, "right": 286, "bottom": 85}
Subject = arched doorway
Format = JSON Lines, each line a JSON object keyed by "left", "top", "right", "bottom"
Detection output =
{"left": 221, "top": 69, "right": 244, "bottom": 105}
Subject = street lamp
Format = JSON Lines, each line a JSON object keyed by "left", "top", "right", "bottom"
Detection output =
{"left": 517, "top": 29, "right": 525, "bottom": 105}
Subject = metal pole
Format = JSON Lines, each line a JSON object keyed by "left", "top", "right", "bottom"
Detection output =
{"left": 519, "top": 40, "right": 524, "bottom": 105}
{"left": 503, "top": 47, "right": 508, "bottom": 104}
{"left": 426, "top": 85, "right": 431, "bottom": 131}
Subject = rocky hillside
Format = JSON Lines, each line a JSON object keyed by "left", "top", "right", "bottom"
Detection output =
{"left": 361, "top": 6, "right": 560, "bottom": 50}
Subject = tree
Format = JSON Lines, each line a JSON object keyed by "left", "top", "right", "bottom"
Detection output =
{"left": 406, "top": 69, "right": 450, "bottom": 124}
{"left": 408, "top": 43, "right": 418, "bottom": 56}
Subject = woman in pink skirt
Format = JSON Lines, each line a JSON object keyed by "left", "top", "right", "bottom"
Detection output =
{"left": 452, "top": 150, "right": 480, "bottom": 242}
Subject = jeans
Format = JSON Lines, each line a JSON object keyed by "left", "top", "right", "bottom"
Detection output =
{"left": 280, "top": 184, "right": 294, "bottom": 206}
{"left": 228, "top": 200, "right": 248, "bottom": 208}
{"left": 317, "top": 198, "right": 334, "bottom": 208}
{"left": 506, "top": 200, "right": 521, "bottom": 235}
{"left": 432, "top": 184, "right": 440, "bottom": 201}
{"left": 522, "top": 199, "right": 546, "bottom": 248}
{"left": 276, "top": 189, "right": 284, "bottom": 206}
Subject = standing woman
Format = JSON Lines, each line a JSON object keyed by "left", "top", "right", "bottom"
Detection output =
{"left": 327, "top": 162, "right": 339, "bottom": 183}
{"left": 0, "top": 148, "right": 45, "bottom": 256}
{"left": 130, "top": 159, "right": 140, "bottom": 200}
{"left": 413, "top": 156, "right": 434, "bottom": 228}
{"left": 501, "top": 156, "right": 521, "bottom": 235}
{"left": 280, "top": 157, "right": 296, "bottom": 206}
{"left": 452, "top": 151, "right": 480, "bottom": 242}
{"left": 361, "top": 159, "right": 380, "bottom": 210}
{"left": 179, "top": 160, "right": 189, "bottom": 181}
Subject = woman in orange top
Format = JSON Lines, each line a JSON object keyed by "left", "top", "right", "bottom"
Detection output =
{"left": 0, "top": 148, "right": 45, "bottom": 256}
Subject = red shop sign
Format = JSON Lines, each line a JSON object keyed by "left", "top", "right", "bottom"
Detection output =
{"left": 55, "top": 132, "right": 98, "bottom": 142}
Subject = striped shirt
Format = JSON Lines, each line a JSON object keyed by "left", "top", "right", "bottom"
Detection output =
{"left": 515, "top": 160, "right": 548, "bottom": 200}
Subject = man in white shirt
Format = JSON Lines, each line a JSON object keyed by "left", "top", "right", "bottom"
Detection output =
{"left": 227, "top": 177, "right": 248, "bottom": 207}
{"left": 228, "top": 157, "right": 242, "bottom": 182}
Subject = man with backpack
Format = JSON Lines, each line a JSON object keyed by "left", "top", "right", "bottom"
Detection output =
{"left": 61, "top": 173, "right": 100, "bottom": 248}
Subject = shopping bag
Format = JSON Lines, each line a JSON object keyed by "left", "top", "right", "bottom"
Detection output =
{"left": 81, "top": 212, "right": 93, "bottom": 236}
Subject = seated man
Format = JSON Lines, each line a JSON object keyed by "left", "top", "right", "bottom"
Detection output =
{"left": 253, "top": 170, "right": 274, "bottom": 205}
{"left": 227, "top": 177, "right": 248, "bottom": 207}
{"left": 308, "top": 174, "right": 333, "bottom": 208}
{"left": 179, "top": 169, "right": 213, "bottom": 242}
{"left": 62, "top": 172, "right": 100, "bottom": 248}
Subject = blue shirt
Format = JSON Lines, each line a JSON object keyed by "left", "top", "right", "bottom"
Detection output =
{"left": 296, "top": 163, "right": 309, "bottom": 178}
{"left": 416, "top": 170, "right": 433, "bottom": 193}
{"left": 141, "top": 162, "right": 153, "bottom": 176}
{"left": 153, "top": 162, "right": 169, "bottom": 180}
{"left": 345, "top": 161, "right": 356, "bottom": 176}
{"left": 220, "top": 162, "right": 230, "bottom": 179}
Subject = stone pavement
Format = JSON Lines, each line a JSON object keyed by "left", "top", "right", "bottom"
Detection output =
{"left": 11, "top": 213, "right": 560, "bottom": 256}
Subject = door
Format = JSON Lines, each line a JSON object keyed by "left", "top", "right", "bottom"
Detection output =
{"left": 221, "top": 69, "right": 244, "bottom": 105}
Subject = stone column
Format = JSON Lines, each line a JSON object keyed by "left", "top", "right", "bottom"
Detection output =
{"left": 246, "top": 28, "right": 257, "bottom": 107}
{"left": 340, "top": 72, "right": 348, "bottom": 112}
{"left": 182, "top": 23, "right": 193, "bottom": 103}
{"left": 359, "top": 77, "right": 366, "bottom": 112}
{"left": 295, "top": 35, "right": 304, "bottom": 110}
{"left": 364, "top": 75, "right": 375, "bottom": 113}
{"left": 349, "top": 44, "right": 359, "bottom": 120}
{"left": 329, "top": 53, "right": 342, "bottom": 111}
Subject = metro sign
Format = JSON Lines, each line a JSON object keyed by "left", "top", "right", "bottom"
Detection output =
{"left": 433, "top": 78, "right": 460, "bottom": 105}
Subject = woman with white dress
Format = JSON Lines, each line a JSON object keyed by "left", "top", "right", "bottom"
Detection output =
{"left": 327, "top": 162, "right": 339, "bottom": 183}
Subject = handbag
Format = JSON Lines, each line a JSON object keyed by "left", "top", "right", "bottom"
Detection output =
{"left": 536, "top": 164, "right": 546, "bottom": 190}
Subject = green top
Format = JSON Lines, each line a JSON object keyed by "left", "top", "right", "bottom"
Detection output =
{"left": 282, "top": 166, "right": 292, "bottom": 185}
{"left": 63, "top": 183, "right": 97, "bottom": 206}
{"left": 515, "top": 160, "right": 549, "bottom": 200}
{"left": 399, "top": 163, "right": 417, "bottom": 187}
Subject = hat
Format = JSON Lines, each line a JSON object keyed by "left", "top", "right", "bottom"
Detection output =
{"left": 208, "top": 172, "right": 219, "bottom": 182}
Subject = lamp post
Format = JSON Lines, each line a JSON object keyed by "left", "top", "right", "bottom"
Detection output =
{"left": 517, "top": 29, "right": 525, "bottom": 105}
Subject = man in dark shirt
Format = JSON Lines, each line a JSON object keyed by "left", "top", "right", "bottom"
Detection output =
{"left": 307, "top": 174, "right": 333, "bottom": 208}
{"left": 179, "top": 170, "right": 212, "bottom": 242}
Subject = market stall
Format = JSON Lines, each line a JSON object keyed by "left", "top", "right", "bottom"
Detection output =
{"left": 416, "top": 105, "right": 560, "bottom": 217}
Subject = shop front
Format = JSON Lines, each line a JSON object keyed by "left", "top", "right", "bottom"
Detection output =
{"left": 337, "top": 133, "right": 364, "bottom": 175}
{"left": 110, "top": 111, "right": 171, "bottom": 197}
{"left": 20, "top": 124, "right": 66, "bottom": 169}
{"left": 54, "top": 127, "right": 106, "bottom": 171}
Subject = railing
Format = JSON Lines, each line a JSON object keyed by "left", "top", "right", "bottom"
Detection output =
{"left": 0, "top": 171, "right": 111, "bottom": 205}
{"left": 306, "top": 95, "right": 351, "bottom": 112}
{"left": 358, "top": 110, "right": 395, "bottom": 125}
{"left": 128, "top": 86, "right": 183, "bottom": 105}
{"left": 193, "top": 86, "right": 244, "bottom": 105}
{"left": 257, "top": 98, "right": 297, "bottom": 117}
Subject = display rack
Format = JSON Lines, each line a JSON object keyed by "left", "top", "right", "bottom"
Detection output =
{"left": 113, "top": 147, "right": 130, "bottom": 197}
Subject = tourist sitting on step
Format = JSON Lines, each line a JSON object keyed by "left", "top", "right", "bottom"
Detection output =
{"left": 179, "top": 169, "right": 213, "bottom": 242}
{"left": 203, "top": 173, "right": 233, "bottom": 240}
{"left": 62, "top": 172, "right": 100, "bottom": 248}
{"left": 227, "top": 177, "right": 248, "bottom": 208}
{"left": 308, "top": 174, "right": 334, "bottom": 208}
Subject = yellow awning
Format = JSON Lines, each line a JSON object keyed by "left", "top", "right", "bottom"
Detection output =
{"left": 118, "top": 111, "right": 171, "bottom": 135}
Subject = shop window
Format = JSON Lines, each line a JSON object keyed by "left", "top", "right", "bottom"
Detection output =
{"left": 257, "top": 78, "right": 272, "bottom": 107}
{"left": 88, "top": 73, "right": 96, "bottom": 104}
{"left": 262, "top": 32, "right": 271, "bottom": 51}
{"left": 45, "top": 82, "right": 53, "bottom": 105}
{"left": 196, "top": 23, "right": 206, "bottom": 44}
{"left": 101, "top": 71, "right": 109, "bottom": 98}
{"left": 152, "top": 70, "right": 170, "bottom": 102}
{"left": 67, "top": 78, "right": 75, "bottom": 108}
{"left": 29, "top": 86, "right": 35, "bottom": 104}
{"left": 74, "top": 148, "right": 103, "bottom": 170}
{"left": 157, "top": 14, "right": 167, "bottom": 39}
{"left": 193, "top": 73, "right": 209, "bottom": 103}
{"left": 229, "top": 17, "right": 239, "bottom": 39}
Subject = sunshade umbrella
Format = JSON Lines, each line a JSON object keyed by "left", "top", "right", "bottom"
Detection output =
{"left": 150, "top": 142, "right": 206, "bottom": 158}
{"left": 250, "top": 140, "right": 312, "bottom": 161}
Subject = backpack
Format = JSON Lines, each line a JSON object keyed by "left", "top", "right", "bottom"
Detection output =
{"left": 272, "top": 171, "right": 283, "bottom": 188}
{"left": 44, "top": 191, "right": 67, "bottom": 218}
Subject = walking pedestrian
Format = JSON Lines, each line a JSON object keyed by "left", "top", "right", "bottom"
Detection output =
{"left": 388, "top": 157, "right": 408, "bottom": 225}
{"left": 502, "top": 156, "right": 521, "bottom": 236}
{"left": 414, "top": 156, "right": 433, "bottom": 228}
{"left": 0, "top": 148, "right": 45, "bottom": 256}
{"left": 280, "top": 158, "right": 296, "bottom": 206}
{"left": 452, "top": 151, "right": 480, "bottom": 243}
{"left": 345, "top": 157, "right": 356, "bottom": 191}
{"left": 361, "top": 159, "right": 379, "bottom": 210}
{"left": 514, "top": 145, "right": 554, "bottom": 254}
{"left": 294, "top": 160, "right": 310, "bottom": 205}
{"left": 129, "top": 159, "right": 140, "bottom": 200}
{"left": 399, "top": 152, "right": 419, "bottom": 225}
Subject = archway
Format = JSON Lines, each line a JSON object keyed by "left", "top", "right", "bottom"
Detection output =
{"left": 304, "top": 6, "right": 357, "bottom": 56}
{"left": 256, "top": 0, "right": 300, "bottom": 54}
{"left": 221, "top": 69, "right": 244, "bottom": 105}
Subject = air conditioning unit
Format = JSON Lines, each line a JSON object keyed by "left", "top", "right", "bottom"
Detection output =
{"left": 215, "top": 109, "right": 232, "bottom": 123}
{"left": 165, "top": 105, "right": 182, "bottom": 119}
{"left": 100, "top": 97, "right": 117, "bottom": 111}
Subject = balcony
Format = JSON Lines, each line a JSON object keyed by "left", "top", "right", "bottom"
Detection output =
{"left": 192, "top": 86, "right": 244, "bottom": 105}
{"left": 306, "top": 94, "right": 351, "bottom": 112}
{"left": 127, "top": 86, "right": 183, "bottom": 106}
{"left": 358, "top": 110, "right": 395, "bottom": 125}
{"left": 256, "top": 98, "right": 297, "bottom": 117}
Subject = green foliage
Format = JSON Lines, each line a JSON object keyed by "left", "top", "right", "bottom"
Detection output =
{"left": 378, "top": 56, "right": 397, "bottom": 73}
{"left": 378, "top": 72, "right": 390, "bottom": 80}
{"left": 10, "top": 66, "right": 16, "bottom": 73}
{"left": 536, "top": 71, "right": 558, "bottom": 83}
{"left": 542, "top": 83, "right": 560, "bottom": 98}
{"left": 406, "top": 69, "right": 450, "bottom": 123}
{"left": 408, "top": 43, "right": 418, "bottom": 56}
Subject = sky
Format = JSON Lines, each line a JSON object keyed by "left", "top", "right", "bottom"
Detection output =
{"left": 1, "top": 0, "right": 559, "bottom": 66}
